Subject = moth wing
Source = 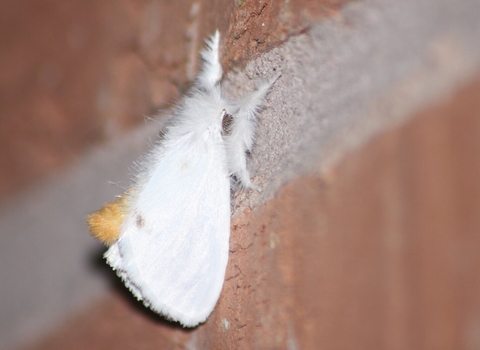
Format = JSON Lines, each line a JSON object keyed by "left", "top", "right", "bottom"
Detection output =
{"left": 106, "top": 135, "right": 230, "bottom": 327}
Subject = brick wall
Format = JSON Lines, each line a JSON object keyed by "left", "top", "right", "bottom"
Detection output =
{"left": 1, "top": 0, "right": 480, "bottom": 349}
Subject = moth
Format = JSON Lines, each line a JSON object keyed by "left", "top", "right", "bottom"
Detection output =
{"left": 88, "top": 31, "right": 280, "bottom": 327}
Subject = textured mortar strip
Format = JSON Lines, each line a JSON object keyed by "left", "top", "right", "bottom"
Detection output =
{"left": 0, "top": 122, "right": 161, "bottom": 350}
{"left": 223, "top": 0, "right": 480, "bottom": 215}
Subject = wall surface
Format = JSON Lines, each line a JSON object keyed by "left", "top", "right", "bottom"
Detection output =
{"left": 1, "top": 0, "right": 480, "bottom": 349}
{"left": 0, "top": 0, "right": 343, "bottom": 201}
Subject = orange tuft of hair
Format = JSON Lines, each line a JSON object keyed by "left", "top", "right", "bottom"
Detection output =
{"left": 87, "top": 193, "right": 129, "bottom": 245}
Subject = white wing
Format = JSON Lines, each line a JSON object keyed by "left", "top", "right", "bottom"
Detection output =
{"left": 105, "top": 129, "right": 230, "bottom": 327}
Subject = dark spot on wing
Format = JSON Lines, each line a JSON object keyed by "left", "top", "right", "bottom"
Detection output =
{"left": 135, "top": 214, "right": 145, "bottom": 229}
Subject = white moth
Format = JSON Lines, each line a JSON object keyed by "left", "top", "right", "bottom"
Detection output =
{"left": 88, "top": 31, "right": 280, "bottom": 327}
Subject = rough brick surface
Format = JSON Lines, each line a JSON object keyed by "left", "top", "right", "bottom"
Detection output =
{"left": 3, "top": 0, "right": 480, "bottom": 349}
{"left": 27, "top": 75, "right": 480, "bottom": 350}
{"left": 0, "top": 0, "right": 338, "bottom": 200}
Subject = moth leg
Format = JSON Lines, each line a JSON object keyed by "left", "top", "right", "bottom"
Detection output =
{"left": 227, "top": 72, "right": 281, "bottom": 190}
{"left": 197, "top": 30, "right": 222, "bottom": 88}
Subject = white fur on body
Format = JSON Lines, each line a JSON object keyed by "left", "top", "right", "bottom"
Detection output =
{"left": 105, "top": 31, "right": 280, "bottom": 327}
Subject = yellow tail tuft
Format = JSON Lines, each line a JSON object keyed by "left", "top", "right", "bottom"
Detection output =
{"left": 87, "top": 193, "right": 129, "bottom": 245}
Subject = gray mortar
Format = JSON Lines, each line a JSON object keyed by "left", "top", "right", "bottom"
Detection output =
{"left": 224, "top": 0, "right": 480, "bottom": 213}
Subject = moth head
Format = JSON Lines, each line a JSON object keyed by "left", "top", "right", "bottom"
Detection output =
{"left": 87, "top": 193, "right": 130, "bottom": 245}
{"left": 221, "top": 109, "right": 233, "bottom": 136}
